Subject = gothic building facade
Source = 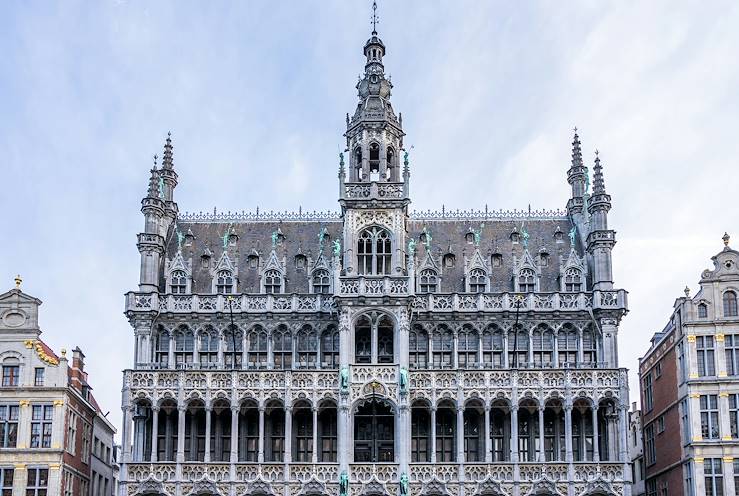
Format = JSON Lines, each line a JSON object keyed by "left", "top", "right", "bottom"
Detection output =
{"left": 120, "top": 18, "right": 631, "bottom": 496}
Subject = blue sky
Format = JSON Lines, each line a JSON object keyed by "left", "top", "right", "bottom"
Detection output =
{"left": 2, "top": 1, "right": 738, "bottom": 435}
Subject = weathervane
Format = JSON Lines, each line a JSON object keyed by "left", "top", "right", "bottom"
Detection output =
{"left": 371, "top": 1, "right": 379, "bottom": 34}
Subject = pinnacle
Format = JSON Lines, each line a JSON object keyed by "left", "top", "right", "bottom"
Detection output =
{"left": 571, "top": 128, "right": 583, "bottom": 169}
{"left": 592, "top": 150, "right": 606, "bottom": 194}
{"left": 162, "top": 132, "right": 174, "bottom": 170}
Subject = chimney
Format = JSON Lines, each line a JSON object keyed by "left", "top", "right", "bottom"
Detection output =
{"left": 69, "top": 346, "right": 89, "bottom": 396}
{"left": 72, "top": 347, "right": 85, "bottom": 372}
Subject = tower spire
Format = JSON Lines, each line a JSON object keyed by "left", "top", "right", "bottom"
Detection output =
{"left": 571, "top": 127, "right": 583, "bottom": 169}
{"left": 371, "top": 1, "right": 379, "bottom": 34}
{"left": 162, "top": 131, "right": 174, "bottom": 170}
{"left": 592, "top": 150, "right": 606, "bottom": 194}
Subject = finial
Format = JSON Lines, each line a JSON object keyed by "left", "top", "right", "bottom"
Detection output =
{"left": 724, "top": 232, "right": 731, "bottom": 247}
{"left": 684, "top": 286, "right": 690, "bottom": 297}
{"left": 60, "top": 348, "right": 67, "bottom": 358}
{"left": 371, "top": 0, "right": 379, "bottom": 34}
{"left": 592, "top": 150, "right": 605, "bottom": 195}
{"left": 571, "top": 127, "right": 583, "bottom": 169}
{"left": 14, "top": 275, "right": 22, "bottom": 289}
{"left": 573, "top": 126, "right": 578, "bottom": 134}
{"left": 153, "top": 154, "right": 158, "bottom": 168}
{"left": 162, "top": 132, "right": 174, "bottom": 170}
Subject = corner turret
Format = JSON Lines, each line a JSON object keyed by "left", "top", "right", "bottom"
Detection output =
{"left": 586, "top": 150, "right": 616, "bottom": 290}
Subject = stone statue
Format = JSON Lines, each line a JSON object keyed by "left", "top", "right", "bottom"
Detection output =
{"left": 271, "top": 230, "right": 279, "bottom": 249}
{"left": 340, "top": 367, "right": 349, "bottom": 392}
{"left": 408, "top": 238, "right": 416, "bottom": 255}
{"left": 403, "top": 149, "right": 409, "bottom": 166}
{"left": 422, "top": 227, "right": 432, "bottom": 250}
{"left": 176, "top": 229, "right": 184, "bottom": 250}
{"left": 400, "top": 473, "right": 409, "bottom": 496}
{"left": 522, "top": 226, "right": 530, "bottom": 249}
{"left": 318, "top": 227, "right": 328, "bottom": 252}
{"left": 158, "top": 177, "right": 165, "bottom": 199}
{"left": 339, "top": 471, "right": 349, "bottom": 496}
{"left": 222, "top": 228, "right": 230, "bottom": 250}
{"left": 339, "top": 152, "right": 344, "bottom": 166}
{"left": 569, "top": 227, "right": 576, "bottom": 246}
{"left": 399, "top": 367, "right": 408, "bottom": 394}
{"left": 332, "top": 239, "right": 341, "bottom": 257}
{"left": 473, "top": 223, "right": 484, "bottom": 247}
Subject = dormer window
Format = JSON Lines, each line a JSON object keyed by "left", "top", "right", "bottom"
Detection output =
{"left": 264, "top": 270, "right": 282, "bottom": 294}
{"left": 248, "top": 255, "right": 259, "bottom": 269}
{"left": 564, "top": 268, "right": 583, "bottom": 292}
{"left": 170, "top": 270, "right": 187, "bottom": 294}
{"left": 492, "top": 254, "right": 503, "bottom": 268}
{"left": 295, "top": 255, "right": 307, "bottom": 270}
{"left": 468, "top": 268, "right": 487, "bottom": 293}
{"left": 725, "top": 291, "right": 738, "bottom": 317}
{"left": 418, "top": 269, "right": 438, "bottom": 293}
{"left": 554, "top": 230, "right": 564, "bottom": 243}
{"left": 216, "top": 270, "right": 234, "bottom": 294}
{"left": 698, "top": 303, "right": 708, "bottom": 319}
{"left": 443, "top": 253, "right": 455, "bottom": 268}
{"left": 519, "top": 268, "right": 536, "bottom": 293}
{"left": 312, "top": 269, "right": 331, "bottom": 294}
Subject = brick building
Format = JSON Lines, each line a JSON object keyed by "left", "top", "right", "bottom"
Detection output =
{"left": 639, "top": 233, "right": 739, "bottom": 495}
{"left": 0, "top": 279, "right": 116, "bottom": 495}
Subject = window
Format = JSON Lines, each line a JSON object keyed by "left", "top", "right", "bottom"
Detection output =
{"left": 154, "top": 331, "right": 170, "bottom": 366}
{"left": 295, "top": 254, "right": 307, "bottom": 269}
{"left": 1, "top": 366, "right": 19, "bottom": 387}
{"left": 319, "top": 408, "right": 337, "bottom": 462}
{"left": 173, "top": 329, "right": 194, "bottom": 366}
{"left": 730, "top": 394, "right": 739, "bottom": 439}
{"left": 644, "top": 424, "right": 655, "bottom": 466}
{"left": 82, "top": 421, "right": 91, "bottom": 463}
{"left": 198, "top": 330, "right": 219, "bottom": 365}
{"left": 681, "top": 399, "right": 691, "bottom": 445}
{"left": 264, "top": 270, "right": 282, "bottom": 294}
{"left": 248, "top": 255, "right": 259, "bottom": 269}
{"left": 677, "top": 341, "right": 687, "bottom": 383}
{"left": 508, "top": 330, "right": 528, "bottom": 368}
{"left": 564, "top": 267, "right": 583, "bottom": 292}
{"left": 700, "top": 394, "right": 720, "bottom": 440}
{"left": 646, "top": 479, "right": 656, "bottom": 496}
{"left": 418, "top": 269, "right": 438, "bottom": 293}
{"left": 411, "top": 406, "right": 430, "bottom": 462}
{"left": 246, "top": 328, "right": 268, "bottom": 369}
{"left": 272, "top": 327, "right": 292, "bottom": 369}
{"left": 698, "top": 303, "right": 708, "bottom": 318}
{"left": 436, "top": 405, "right": 456, "bottom": 462}
{"left": 355, "top": 317, "right": 371, "bottom": 364}
{"left": 66, "top": 411, "right": 78, "bottom": 453}
{"left": 26, "top": 468, "right": 48, "bottom": 496}
{"left": 443, "top": 253, "right": 455, "bottom": 268}
{"left": 34, "top": 368, "right": 44, "bottom": 386}
{"left": 518, "top": 268, "right": 536, "bottom": 293}
{"left": 0, "top": 468, "right": 13, "bottom": 496}
{"left": 684, "top": 461, "right": 694, "bottom": 496}
{"left": 532, "top": 327, "right": 554, "bottom": 367}
{"left": 320, "top": 327, "right": 339, "bottom": 368}
{"left": 431, "top": 327, "right": 453, "bottom": 369}
{"left": 463, "top": 408, "right": 483, "bottom": 462}
{"left": 312, "top": 269, "right": 331, "bottom": 294}
{"left": 655, "top": 361, "right": 662, "bottom": 378}
{"left": 724, "top": 290, "right": 738, "bottom": 317}
{"left": 558, "top": 328, "right": 578, "bottom": 366}
{"left": 296, "top": 326, "right": 317, "bottom": 368}
{"left": 697, "top": 336, "right": 716, "bottom": 376}
{"left": 468, "top": 268, "right": 487, "bottom": 293}
{"left": 734, "top": 460, "right": 739, "bottom": 496}
{"left": 657, "top": 415, "right": 665, "bottom": 434}
{"left": 0, "top": 405, "right": 19, "bottom": 447}
{"left": 492, "top": 254, "right": 503, "bottom": 267}
{"left": 539, "top": 253, "right": 549, "bottom": 267}
{"left": 643, "top": 373, "right": 653, "bottom": 412}
{"left": 223, "top": 328, "right": 243, "bottom": 369}
{"left": 481, "top": 327, "right": 504, "bottom": 368}
{"left": 357, "top": 226, "right": 391, "bottom": 275}
{"left": 31, "top": 405, "right": 53, "bottom": 448}
{"left": 377, "top": 317, "right": 394, "bottom": 364}
{"left": 354, "top": 399, "right": 394, "bottom": 462}
{"left": 457, "top": 328, "right": 479, "bottom": 368}
{"left": 704, "top": 458, "right": 723, "bottom": 496}
{"left": 170, "top": 270, "right": 187, "bottom": 294}
{"left": 293, "top": 408, "right": 312, "bottom": 462}
{"left": 409, "top": 327, "right": 429, "bottom": 369}
{"left": 216, "top": 270, "right": 233, "bottom": 294}
{"left": 368, "top": 142, "right": 380, "bottom": 173}
{"left": 582, "top": 329, "right": 597, "bottom": 365}
{"left": 725, "top": 334, "right": 739, "bottom": 376}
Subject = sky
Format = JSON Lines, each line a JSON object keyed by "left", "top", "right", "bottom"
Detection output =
{"left": 1, "top": 1, "right": 738, "bottom": 437}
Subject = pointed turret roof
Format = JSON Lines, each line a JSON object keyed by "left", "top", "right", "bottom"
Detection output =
{"left": 571, "top": 129, "right": 583, "bottom": 169}
{"left": 593, "top": 150, "right": 606, "bottom": 194}
{"left": 161, "top": 132, "right": 174, "bottom": 170}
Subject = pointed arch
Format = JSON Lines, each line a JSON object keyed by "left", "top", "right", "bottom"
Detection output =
{"left": 357, "top": 226, "right": 392, "bottom": 275}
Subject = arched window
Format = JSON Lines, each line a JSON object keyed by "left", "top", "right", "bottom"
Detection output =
{"left": 377, "top": 316, "right": 394, "bottom": 364}
{"left": 698, "top": 303, "right": 708, "bottom": 318}
{"left": 558, "top": 326, "right": 578, "bottom": 366}
{"left": 532, "top": 326, "right": 554, "bottom": 367}
{"left": 508, "top": 329, "right": 528, "bottom": 368}
{"left": 246, "top": 327, "right": 268, "bottom": 369}
{"left": 490, "top": 401, "right": 511, "bottom": 461}
{"left": 318, "top": 402, "right": 338, "bottom": 462}
{"left": 155, "top": 330, "right": 170, "bottom": 366}
{"left": 265, "top": 401, "right": 285, "bottom": 462}
{"left": 272, "top": 326, "right": 292, "bottom": 369}
{"left": 170, "top": 270, "right": 187, "bottom": 294}
{"left": 724, "top": 291, "right": 738, "bottom": 317}
{"left": 517, "top": 400, "right": 539, "bottom": 462}
{"left": 238, "top": 401, "right": 259, "bottom": 461}
{"left": 293, "top": 402, "right": 313, "bottom": 462}
{"left": 464, "top": 402, "right": 484, "bottom": 462}
{"left": 386, "top": 147, "right": 395, "bottom": 180}
{"left": 173, "top": 328, "right": 194, "bottom": 366}
{"left": 409, "top": 326, "right": 429, "bottom": 369}
{"left": 354, "top": 147, "right": 363, "bottom": 181}
{"left": 419, "top": 269, "right": 439, "bottom": 293}
{"left": 436, "top": 401, "right": 456, "bottom": 462}
{"left": 223, "top": 327, "right": 243, "bottom": 369}
{"left": 264, "top": 270, "right": 282, "bottom": 294}
{"left": 458, "top": 326, "right": 479, "bottom": 368}
{"left": 320, "top": 326, "right": 339, "bottom": 368}
{"left": 357, "top": 226, "right": 392, "bottom": 275}
{"left": 199, "top": 329, "right": 219, "bottom": 366}
{"left": 354, "top": 399, "right": 394, "bottom": 462}
{"left": 216, "top": 270, "right": 234, "bottom": 294}
{"left": 369, "top": 142, "right": 380, "bottom": 173}
{"left": 468, "top": 268, "right": 487, "bottom": 293}
{"left": 157, "top": 400, "right": 179, "bottom": 462}
{"left": 431, "top": 326, "right": 453, "bottom": 369}
{"left": 312, "top": 269, "right": 331, "bottom": 294}
{"left": 443, "top": 253, "right": 456, "bottom": 268}
{"left": 355, "top": 316, "right": 371, "bottom": 364}
{"left": 482, "top": 326, "right": 504, "bottom": 368}
{"left": 411, "top": 401, "right": 431, "bottom": 462}
{"left": 518, "top": 269, "right": 536, "bottom": 293}
{"left": 582, "top": 328, "right": 597, "bottom": 365}
{"left": 296, "top": 326, "right": 317, "bottom": 368}
{"left": 572, "top": 399, "right": 595, "bottom": 461}
{"left": 210, "top": 399, "right": 232, "bottom": 462}
{"left": 564, "top": 268, "right": 583, "bottom": 292}
{"left": 184, "top": 400, "right": 206, "bottom": 461}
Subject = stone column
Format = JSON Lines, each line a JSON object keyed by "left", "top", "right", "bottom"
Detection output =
{"left": 503, "top": 333, "right": 509, "bottom": 368}
{"left": 121, "top": 405, "right": 132, "bottom": 463}
{"left": 484, "top": 404, "right": 492, "bottom": 463}
{"left": 284, "top": 406, "right": 292, "bottom": 464}
{"left": 371, "top": 321, "right": 378, "bottom": 364}
{"left": 176, "top": 405, "right": 186, "bottom": 463}
{"left": 12, "top": 464, "right": 26, "bottom": 494}
{"left": 538, "top": 405, "right": 546, "bottom": 462}
{"left": 230, "top": 405, "right": 239, "bottom": 463}
{"left": 577, "top": 330, "right": 584, "bottom": 365}
{"left": 338, "top": 403, "right": 350, "bottom": 471}
{"left": 478, "top": 332, "right": 484, "bottom": 369}
{"left": 553, "top": 332, "right": 559, "bottom": 368}
{"left": 50, "top": 399, "right": 65, "bottom": 451}
{"left": 618, "top": 406, "right": 629, "bottom": 464}
{"left": 150, "top": 406, "right": 159, "bottom": 462}
{"left": 724, "top": 456, "right": 736, "bottom": 495}
{"left": 564, "top": 403, "right": 573, "bottom": 463}
{"left": 168, "top": 334, "right": 175, "bottom": 369}
{"left": 267, "top": 330, "right": 274, "bottom": 369}
{"left": 592, "top": 404, "right": 600, "bottom": 462}
{"left": 430, "top": 407, "right": 437, "bottom": 463}
{"left": 600, "top": 319, "right": 619, "bottom": 368}
{"left": 686, "top": 335, "right": 698, "bottom": 379}
{"left": 452, "top": 331, "right": 459, "bottom": 369}
{"left": 204, "top": 404, "right": 212, "bottom": 463}
{"left": 217, "top": 331, "right": 224, "bottom": 366}
{"left": 456, "top": 405, "right": 464, "bottom": 463}
{"left": 693, "top": 459, "right": 705, "bottom": 496}
{"left": 510, "top": 406, "right": 519, "bottom": 463}
{"left": 399, "top": 403, "right": 409, "bottom": 473}
{"left": 689, "top": 393, "right": 703, "bottom": 442}
{"left": 312, "top": 406, "right": 319, "bottom": 463}
{"left": 258, "top": 405, "right": 265, "bottom": 463}
{"left": 720, "top": 392, "right": 733, "bottom": 441}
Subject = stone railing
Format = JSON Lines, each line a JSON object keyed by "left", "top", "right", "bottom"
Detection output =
{"left": 410, "top": 462, "right": 624, "bottom": 483}
{"left": 125, "top": 292, "right": 337, "bottom": 314}
{"left": 338, "top": 276, "right": 409, "bottom": 296}
{"left": 343, "top": 181, "right": 407, "bottom": 200}
{"left": 178, "top": 209, "right": 341, "bottom": 223}
{"left": 410, "top": 207, "right": 568, "bottom": 221}
{"left": 349, "top": 463, "right": 399, "bottom": 483}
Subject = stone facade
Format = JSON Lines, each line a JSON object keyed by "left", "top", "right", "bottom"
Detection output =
{"left": 0, "top": 281, "right": 116, "bottom": 495}
{"left": 628, "top": 404, "right": 644, "bottom": 496}
{"left": 120, "top": 15, "right": 631, "bottom": 496}
{"left": 639, "top": 233, "right": 739, "bottom": 496}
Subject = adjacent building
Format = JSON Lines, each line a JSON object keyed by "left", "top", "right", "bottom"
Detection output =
{"left": 639, "top": 233, "right": 739, "bottom": 496}
{"left": 628, "top": 403, "right": 645, "bottom": 495}
{"left": 120, "top": 10, "right": 632, "bottom": 496}
{"left": 0, "top": 279, "right": 116, "bottom": 495}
